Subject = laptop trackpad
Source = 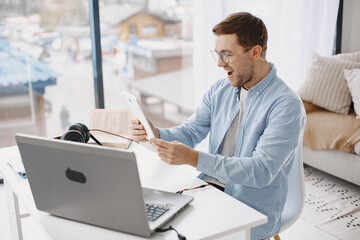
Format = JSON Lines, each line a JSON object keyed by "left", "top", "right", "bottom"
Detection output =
{"left": 143, "top": 187, "right": 192, "bottom": 207}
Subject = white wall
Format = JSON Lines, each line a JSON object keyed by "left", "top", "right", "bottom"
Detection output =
{"left": 341, "top": 0, "right": 360, "bottom": 52}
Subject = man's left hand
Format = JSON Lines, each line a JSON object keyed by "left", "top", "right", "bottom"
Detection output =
{"left": 150, "top": 138, "right": 199, "bottom": 167}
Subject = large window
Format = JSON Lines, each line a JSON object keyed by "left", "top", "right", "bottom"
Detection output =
{"left": 0, "top": 0, "right": 95, "bottom": 147}
{"left": 0, "top": 0, "right": 194, "bottom": 148}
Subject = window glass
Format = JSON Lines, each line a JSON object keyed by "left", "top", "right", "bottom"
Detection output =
{"left": 0, "top": 0, "right": 94, "bottom": 147}
{"left": 141, "top": 25, "right": 158, "bottom": 36}
{"left": 100, "top": 0, "right": 194, "bottom": 128}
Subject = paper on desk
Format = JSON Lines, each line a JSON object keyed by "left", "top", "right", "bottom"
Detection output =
{"left": 90, "top": 109, "right": 132, "bottom": 135}
{"left": 89, "top": 109, "right": 133, "bottom": 149}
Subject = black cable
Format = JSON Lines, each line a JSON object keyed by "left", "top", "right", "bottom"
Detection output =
{"left": 90, "top": 134, "right": 103, "bottom": 146}
{"left": 176, "top": 184, "right": 212, "bottom": 194}
{"left": 155, "top": 225, "right": 186, "bottom": 240}
{"left": 155, "top": 184, "right": 213, "bottom": 239}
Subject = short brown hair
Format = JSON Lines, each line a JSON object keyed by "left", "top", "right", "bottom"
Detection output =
{"left": 212, "top": 12, "right": 268, "bottom": 57}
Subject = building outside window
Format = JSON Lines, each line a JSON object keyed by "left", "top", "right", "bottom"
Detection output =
{"left": 100, "top": 0, "right": 194, "bottom": 128}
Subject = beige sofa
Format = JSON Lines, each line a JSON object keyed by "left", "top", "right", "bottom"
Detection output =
{"left": 302, "top": 101, "right": 360, "bottom": 186}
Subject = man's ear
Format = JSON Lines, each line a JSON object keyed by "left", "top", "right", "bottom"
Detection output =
{"left": 251, "top": 45, "right": 262, "bottom": 60}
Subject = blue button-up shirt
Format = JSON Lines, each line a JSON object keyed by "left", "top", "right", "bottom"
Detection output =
{"left": 159, "top": 63, "right": 306, "bottom": 239}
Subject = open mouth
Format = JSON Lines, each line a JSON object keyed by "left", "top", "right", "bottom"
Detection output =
{"left": 227, "top": 70, "right": 233, "bottom": 77}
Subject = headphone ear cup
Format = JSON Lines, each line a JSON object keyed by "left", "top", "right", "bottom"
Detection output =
{"left": 69, "top": 123, "right": 90, "bottom": 143}
{"left": 77, "top": 123, "right": 90, "bottom": 140}
{"left": 60, "top": 130, "right": 85, "bottom": 143}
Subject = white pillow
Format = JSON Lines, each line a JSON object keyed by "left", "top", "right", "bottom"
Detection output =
{"left": 298, "top": 53, "right": 360, "bottom": 114}
{"left": 344, "top": 69, "right": 360, "bottom": 119}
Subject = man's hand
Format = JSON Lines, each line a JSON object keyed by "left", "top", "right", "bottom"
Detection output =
{"left": 129, "top": 117, "right": 159, "bottom": 141}
{"left": 150, "top": 138, "right": 199, "bottom": 167}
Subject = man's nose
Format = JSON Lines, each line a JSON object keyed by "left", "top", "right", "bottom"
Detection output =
{"left": 217, "top": 58, "right": 227, "bottom": 67}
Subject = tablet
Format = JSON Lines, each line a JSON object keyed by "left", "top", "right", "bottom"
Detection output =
{"left": 123, "top": 91, "right": 155, "bottom": 140}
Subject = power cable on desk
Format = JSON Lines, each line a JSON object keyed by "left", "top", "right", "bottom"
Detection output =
{"left": 157, "top": 184, "right": 212, "bottom": 239}
{"left": 155, "top": 225, "right": 186, "bottom": 240}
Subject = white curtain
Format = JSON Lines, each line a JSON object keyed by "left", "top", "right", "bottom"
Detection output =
{"left": 193, "top": 0, "right": 340, "bottom": 106}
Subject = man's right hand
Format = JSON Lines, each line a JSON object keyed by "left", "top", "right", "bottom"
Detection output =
{"left": 129, "top": 117, "right": 160, "bottom": 141}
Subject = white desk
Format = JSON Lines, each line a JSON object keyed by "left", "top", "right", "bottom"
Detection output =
{"left": 0, "top": 144, "right": 267, "bottom": 240}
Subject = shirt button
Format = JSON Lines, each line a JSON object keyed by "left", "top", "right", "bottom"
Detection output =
{"left": 256, "top": 92, "right": 259, "bottom": 95}
{"left": 227, "top": 118, "right": 231, "bottom": 122}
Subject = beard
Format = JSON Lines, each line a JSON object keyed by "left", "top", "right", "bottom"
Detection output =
{"left": 230, "top": 59, "right": 254, "bottom": 88}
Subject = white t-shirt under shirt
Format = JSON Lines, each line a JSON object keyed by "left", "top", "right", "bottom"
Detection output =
{"left": 202, "top": 87, "right": 248, "bottom": 187}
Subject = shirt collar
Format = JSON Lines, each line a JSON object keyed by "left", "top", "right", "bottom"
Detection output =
{"left": 249, "top": 62, "right": 277, "bottom": 94}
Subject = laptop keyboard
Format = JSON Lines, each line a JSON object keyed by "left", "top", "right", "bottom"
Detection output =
{"left": 145, "top": 203, "right": 169, "bottom": 222}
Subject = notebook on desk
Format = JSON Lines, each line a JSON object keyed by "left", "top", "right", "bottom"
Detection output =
{"left": 15, "top": 134, "right": 193, "bottom": 238}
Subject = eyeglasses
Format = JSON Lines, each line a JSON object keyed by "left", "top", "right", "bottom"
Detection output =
{"left": 210, "top": 47, "right": 253, "bottom": 64}
{"left": 210, "top": 50, "right": 232, "bottom": 64}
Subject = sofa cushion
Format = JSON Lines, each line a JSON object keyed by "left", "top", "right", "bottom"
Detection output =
{"left": 298, "top": 53, "right": 360, "bottom": 115}
{"left": 303, "top": 101, "right": 360, "bottom": 153}
{"left": 333, "top": 51, "right": 360, "bottom": 62}
{"left": 344, "top": 69, "right": 360, "bottom": 119}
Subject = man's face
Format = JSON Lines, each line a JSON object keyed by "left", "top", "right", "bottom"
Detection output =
{"left": 214, "top": 34, "right": 254, "bottom": 88}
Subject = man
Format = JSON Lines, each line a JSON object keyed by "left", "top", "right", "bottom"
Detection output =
{"left": 130, "top": 12, "right": 306, "bottom": 240}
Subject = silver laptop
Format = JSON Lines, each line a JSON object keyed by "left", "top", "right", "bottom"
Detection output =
{"left": 15, "top": 134, "right": 193, "bottom": 238}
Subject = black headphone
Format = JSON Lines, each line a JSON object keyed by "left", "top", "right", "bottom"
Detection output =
{"left": 56, "top": 123, "right": 103, "bottom": 146}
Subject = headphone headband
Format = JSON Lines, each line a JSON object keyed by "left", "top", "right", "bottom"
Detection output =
{"left": 59, "top": 123, "right": 102, "bottom": 146}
